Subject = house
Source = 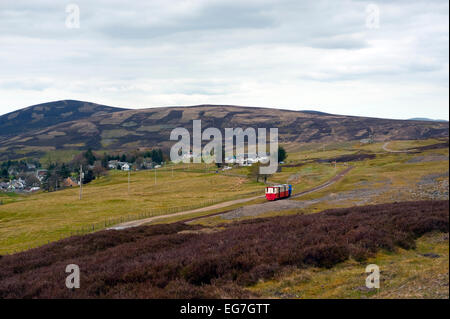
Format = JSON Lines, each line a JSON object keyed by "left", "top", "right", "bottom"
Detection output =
{"left": 62, "top": 177, "right": 78, "bottom": 187}
{"left": 142, "top": 160, "right": 154, "bottom": 169}
{"left": 36, "top": 169, "right": 48, "bottom": 181}
{"left": 7, "top": 178, "right": 25, "bottom": 191}
{"left": 121, "top": 163, "right": 130, "bottom": 171}
{"left": 108, "top": 160, "right": 119, "bottom": 169}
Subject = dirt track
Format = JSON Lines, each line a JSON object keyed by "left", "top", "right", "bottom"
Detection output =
{"left": 110, "top": 166, "right": 354, "bottom": 229}
{"left": 382, "top": 142, "right": 413, "bottom": 153}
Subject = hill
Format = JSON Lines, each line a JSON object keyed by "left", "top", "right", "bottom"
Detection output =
{"left": 0, "top": 100, "right": 126, "bottom": 137}
{"left": 0, "top": 100, "right": 448, "bottom": 160}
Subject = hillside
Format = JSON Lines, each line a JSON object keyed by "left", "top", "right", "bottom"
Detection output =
{"left": 0, "top": 100, "right": 448, "bottom": 161}
{"left": 0, "top": 200, "right": 447, "bottom": 298}
{"left": 0, "top": 100, "right": 126, "bottom": 138}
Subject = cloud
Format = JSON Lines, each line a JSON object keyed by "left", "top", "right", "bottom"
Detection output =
{"left": 0, "top": 0, "right": 448, "bottom": 120}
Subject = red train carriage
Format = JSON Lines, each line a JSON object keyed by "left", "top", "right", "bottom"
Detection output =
{"left": 265, "top": 184, "right": 292, "bottom": 201}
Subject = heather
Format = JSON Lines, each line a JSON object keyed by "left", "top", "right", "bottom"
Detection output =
{"left": 0, "top": 200, "right": 447, "bottom": 298}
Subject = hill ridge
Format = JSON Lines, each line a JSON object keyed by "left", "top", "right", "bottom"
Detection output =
{"left": 0, "top": 100, "right": 448, "bottom": 161}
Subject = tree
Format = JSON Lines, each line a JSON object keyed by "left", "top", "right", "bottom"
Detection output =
{"left": 58, "top": 163, "right": 71, "bottom": 179}
{"left": 93, "top": 164, "right": 107, "bottom": 178}
{"left": 0, "top": 168, "right": 8, "bottom": 180}
{"left": 135, "top": 156, "right": 144, "bottom": 169}
{"left": 83, "top": 169, "right": 95, "bottom": 184}
{"left": 101, "top": 153, "right": 108, "bottom": 168}
{"left": 24, "top": 174, "right": 40, "bottom": 187}
{"left": 247, "top": 162, "right": 272, "bottom": 183}
{"left": 42, "top": 169, "right": 59, "bottom": 192}
{"left": 84, "top": 149, "right": 96, "bottom": 165}
{"left": 278, "top": 146, "right": 287, "bottom": 163}
{"left": 248, "top": 163, "right": 261, "bottom": 182}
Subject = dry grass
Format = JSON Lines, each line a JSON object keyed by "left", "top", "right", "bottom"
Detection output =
{"left": 0, "top": 165, "right": 262, "bottom": 254}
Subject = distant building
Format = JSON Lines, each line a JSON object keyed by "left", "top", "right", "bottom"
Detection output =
{"left": 35, "top": 169, "right": 48, "bottom": 181}
{"left": 108, "top": 160, "right": 119, "bottom": 169}
{"left": 7, "top": 178, "right": 25, "bottom": 191}
{"left": 121, "top": 163, "right": 130, "bottom": 171}
{"left": 62, "top": 177, "right": 78, "bottom": 187}
{"left": 142, "top": 160, "right": 154, "bottom": 169}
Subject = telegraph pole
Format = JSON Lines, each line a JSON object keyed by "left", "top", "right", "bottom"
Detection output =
{"left": 154, "top": 167, "right": 156, "bottom": 185}
{"left": 79, "top": 165, "right": 83, "bottom": 200}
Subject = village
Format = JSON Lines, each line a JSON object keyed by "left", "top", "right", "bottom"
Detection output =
{"left": 0, "top": 149, "right": 280, "bottom": 194}
{"left": 0, "top": 151, "right": 164, "bottom": 194}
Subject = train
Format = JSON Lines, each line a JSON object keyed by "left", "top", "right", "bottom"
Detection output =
{"left": 265, "top": 184, "right": 292, "bottom": 201}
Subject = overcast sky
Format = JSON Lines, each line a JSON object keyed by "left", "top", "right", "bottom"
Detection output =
{"left": 0, "top": 0, "right": 448, "bottom": 119}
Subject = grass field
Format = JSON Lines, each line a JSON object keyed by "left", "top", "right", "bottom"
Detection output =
{"left": 0, "top": 165, "right": 264, "bottom": 253}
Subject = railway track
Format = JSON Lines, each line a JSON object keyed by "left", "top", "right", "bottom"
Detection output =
{"left": 109, "top": 166, "right": 354, "bottom": 229}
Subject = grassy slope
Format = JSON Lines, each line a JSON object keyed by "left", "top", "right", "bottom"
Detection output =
{"left": 0, "top": 165, "right": 264, "bottom": 253}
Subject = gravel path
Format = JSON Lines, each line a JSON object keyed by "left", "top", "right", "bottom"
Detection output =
{"left": 382, "top": 142, "right": 414, "bottom": 153}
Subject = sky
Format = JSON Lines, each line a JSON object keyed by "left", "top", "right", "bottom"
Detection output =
{"left": 0, "top": 0, "right": 448, "bottom": 119}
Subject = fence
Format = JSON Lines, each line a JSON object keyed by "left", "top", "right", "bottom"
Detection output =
{"left": 1, "top": 166, "right": 262, "bottom": 255}
{"left": 67, "top": 190, "right": 262, "bottom": 237}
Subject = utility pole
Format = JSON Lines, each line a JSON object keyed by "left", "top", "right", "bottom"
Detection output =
{"left": 79, "top": 165, "right": 83, "bottom": 200}
{"left": 154, "top": 168, "right": 156, "bottom": 185}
